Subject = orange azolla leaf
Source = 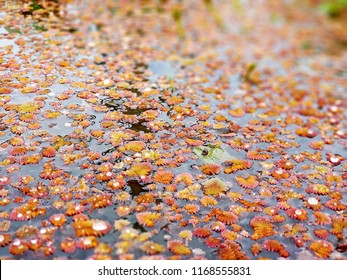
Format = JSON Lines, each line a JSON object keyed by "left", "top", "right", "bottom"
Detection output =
{"left": 167, "top": 240, "right": 191, "bottom": 255}
{"left": 205, "top": 237, "right": 221, "bottom": 248}
{"left": 271, "top": 215, "right": 286, "bottom": 223}
{"left": 90, "top": 129, "right": 105, "bottom": 138}
{"left": 250, "top": 216, "right": 275, "bottom": 240}
{"left": 303, "top": 197, "right": 322, "bottom": 211}
{"left": 306, "top": 184, "right": 330, "bottom": 195}
{"left": 251, "top": 243, "right": 262, "bottom": 256}
{"left": 9, "top": 200, "right": 46, "bottom": 221}
{"left": 200, "top": 195, "right": 218, "bottom": 206}
{"left": 283, "top": 224, "right": 308, "bottom": 238}
{"left": 285, "top": 208, "right": 308, "bottom": 221}
{"left": 235, "top": 175, "right": 258, "bottom": 189}
{"left": 65, "top": 204, "right": 85, "bottom": 216}
{"left": 9, "top": 239, "right": 29, "bottom": 255}
{"left": 115, "top": 191, "right": 131, "bottom": 202}
{"left": 308, "top": 141, "right": 325, "bottom": 150}
{"left": 141, "top": 110, "right": 159, "bottom": 121}
{"left": 185, "top": 138, "right": 204, "bottom": 146}
{"left": 175, "top": 189, "right": 198, "bottom": 201}
{"left": 200, "top": 163, "right": 222, "bottom": 175}
{"left": 193, "top": 227, "right": 211, "bottom": 238}
{"left": 127, "top": 162, "right": 152, "bottom": 177}
{"left": 11, "top": 125, "right": 26, "bottom": 135}
{"left": 153, "top": 170, "right": 174, "bottom": 184}
{"left": 19, "top": 113, "right": 37, "bottom": 123}
{"left": 203, "top": 178, "right": 228, "bottom": 196}
{"left": 9, "top": 136, "right": 24, "bottom": 146}
{"left": 271, "top": 168, "right": 290, "bottom": 180}
{"left": 223, "top": 159, "right": 253, "bottom": 174}
{"left": 76, "top": 236, "right": 98, "bottom": 250}
{"left": 135, "top": 193, "right": 155, "bottom": 204}
{"left": 295, "top": 127, "right": 318, "bottom": 138}
{"left": 210, "top": 221, "right": 226, "bottom": 232}
{"left": 0, "top": 233, "right": 12, "bottom": 247}
{"left": 262, "top": 239, "right": 289, "bottom": 258}
{"left": 42, "top": 110, "right": 62, "bottom": 119}
{"left": 174, "top": 173, "right": 193, "bottom": 186}
{"left": 122, "top": 141, "right": 146, "bottom": 152}
{"left": 309, "top": 240, "right": 334, "bottom": 258}
{"left": 136, "top": 212, "right": 161, "bottom": 227}
{"left": 49, "top": 214, "right": 67, "bottom": 227}
{"left": 60, "top": 237, "right": 76, "bottom": 253}
{"left": 216, "top": 210, "right": 238, "bottom": 225}
{"left": 330, "top": 216, "right": 347, "bottom": 239}
{"left": 246, "top": 150, "right": 272, "bottom": 160}
{"left": 42, "top": 146, "right": 56, "bottom": 158}
{"left": 217, "top": 241, "right": 249, "bottom": 260}
{"left": 313, "top": 211, "right": 331, "bottom": 225}
{"left": 96, "top": 171, "right": 115, "bottom": 182}
{"left": 221, "top": 230, "right": 237, "bottom": 241}
{"left": 183, "top": 204, "right": 200, "bottom": 214}
{"left": 73, "top": 219, "right": 111, "bottom": 237}
{"left": 140, "top": 241, "right": 164, "bottom": 255}
{"left": 229, "top": 107, "right": 245, "bottom": 117}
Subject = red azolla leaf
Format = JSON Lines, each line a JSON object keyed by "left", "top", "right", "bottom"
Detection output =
{"left": 314, "top": 228, "right": 329, "bottom": 239}
{"left": 193, "top": 227, "right": 211, "bottom": 238}
{"left": 235, "top": 175, "right": 258, "bottom": 189}
{"left": 185, "top": 138, "right": 204, "bottom": 146}
{"left": 217, "top": 241, "right": 249, "bottom": 260}
{"left": 216, "top": 210, "right": 238, "bottom": 225}
{"left": 42, "top": 146, "right": 56, "bottom": 158}
{"left": 200, "top": 164, "right": 222, "bottom": 175}
{"left": 285, "top": 208, "right": 308, "bottom": 221}
{"left": 262, "top": 239, "right": 290, "bottom": 258}
{"left": 324, "top": 199, "right": 346, "bottom": 211}
{"left": 205, "top": 237, "right": 221, "bottom": 248}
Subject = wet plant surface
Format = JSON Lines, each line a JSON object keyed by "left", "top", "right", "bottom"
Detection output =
{"left": 0, "top": 0, "right": 346, "bottom": 260}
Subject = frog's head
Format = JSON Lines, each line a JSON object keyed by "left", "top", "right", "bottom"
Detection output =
{"left": 193, "top": 144, "right": 224, "bottom": 164}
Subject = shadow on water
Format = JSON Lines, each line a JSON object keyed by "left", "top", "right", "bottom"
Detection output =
{"left": 127, "top": 180, "right": 147, "bottom": 197}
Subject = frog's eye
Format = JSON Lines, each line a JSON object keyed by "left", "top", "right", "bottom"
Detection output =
{"left": 202, "top": 148, "right": 209, "bottom": 156}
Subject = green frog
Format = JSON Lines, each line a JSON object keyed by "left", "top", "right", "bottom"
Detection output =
{"left": 193, "top": 144, "right": 225, "bottom": 164}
